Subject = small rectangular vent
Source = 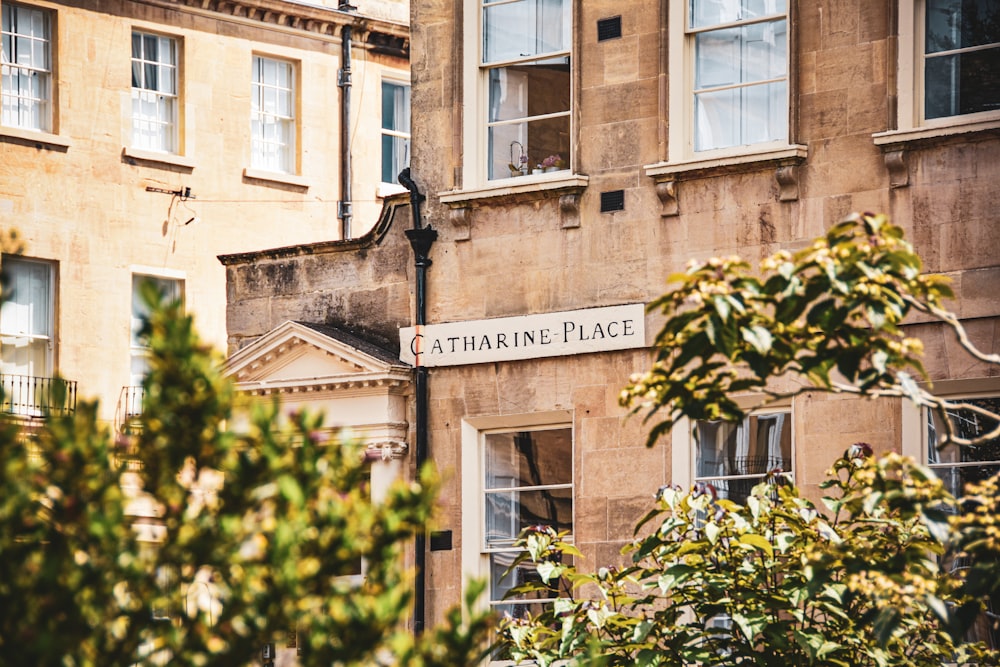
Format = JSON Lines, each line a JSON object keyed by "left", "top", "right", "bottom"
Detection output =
{"left": 600, "top": 189, "right": 625, "bottom": 213}
{"left": 597, "top": 16, "right": 622, "bottom": 42}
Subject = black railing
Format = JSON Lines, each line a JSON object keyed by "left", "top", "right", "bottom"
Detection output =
{"left": 0, "top": 374, "right": 77, "bottom": 417}
{"left": 116, "top": 386, "right": 145, "bottom": 434}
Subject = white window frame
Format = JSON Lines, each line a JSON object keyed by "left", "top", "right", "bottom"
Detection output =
{"left": 662, "top": 1, "right": 804, "bottom": 171}
{"left": 130, "top": 270, "right": 183, "bottom": 388}
{"left": 250, "top": 54, "right": 297, "bottom": 174}
{"left": 672, "top": 401, "right": 793, "bottom": 495}
{"left": 1, "top": 1, "right": 52, "bottom": 133}
{"left": 1, "top": 256, "right": 56, "bottom": 417}
{"left": 897, "top": 0, "right": 1000, "bottom": 130}
{"left": 0, "top": 255, "right": 54, "bottom": 379}
{"left": 901, "top": 381, "right": 1000, "bottom": 494}
{"left": 131, "top": 30, "right": 179, "bottom": 154}
{"left": 381, "top": 79, "right": 411, "bottom": 189}
{"left": 877, "top": 0, "right": 1000, "bottom": 145}
{"left": 461, "top": 410, "right": 573, "bottom": 663}
{"left": 458, "top": 0, "right": 577, "bottom": 193}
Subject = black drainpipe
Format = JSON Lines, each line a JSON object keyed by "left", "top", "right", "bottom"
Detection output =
{"left": 398, "top": 167, "right": 436, "bottom": 636}
{"left": 338, "top": 17, "right": 353, "bottom": 239}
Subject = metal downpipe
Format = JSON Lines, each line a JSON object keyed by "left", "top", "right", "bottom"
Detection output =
{"left": 398, "top": 168, "right": 436, "bottom": 636}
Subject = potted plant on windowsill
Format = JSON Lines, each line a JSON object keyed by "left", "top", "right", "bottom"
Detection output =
{"left": 541, "top": 154, "right": 565, "bottom": 173}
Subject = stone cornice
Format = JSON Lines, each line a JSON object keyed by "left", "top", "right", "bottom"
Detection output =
{"left": 236, "top": 371, "right": 412, "bottom": 396}
{"left": 136, "top": 0, "right": 409, "bottom": 54}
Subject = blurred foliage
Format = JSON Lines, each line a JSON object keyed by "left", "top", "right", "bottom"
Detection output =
{"left": 0, "top": 281, "right": 491, "bottom": 666}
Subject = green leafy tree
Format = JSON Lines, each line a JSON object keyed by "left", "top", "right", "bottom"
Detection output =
{"left": 497, "top": 213, "right": 1000, "bottom": 665}
{"left": 0, "top": 279, "right": 491, "bottom": 666}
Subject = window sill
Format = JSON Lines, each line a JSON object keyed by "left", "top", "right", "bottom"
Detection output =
{"left": 438, "top": 173, "right": 589, "bottom": 238}
{"left": 122, "top": 147, "right": 195, "bottom": 170}
{"left": 872, "top": 117, "right": 1000, "bottom": 188}
{"left": 377, "top": 182, "right": 409, "bottom": 198}
{"left": 872, "top": 117, "right": 1000, "bottom": 149}
{"left": 644, "top": 144, "right": 808, "bottom": 180}
{"left": 242, "top": 167, "right": 311, "bottom": 190}
{"left": 644, "top": 145, "right": 808, "bottom": 216}
{"left": 0, "top": 126, "right": 72, "bottom": 150}
{"left": 439, "top": 172, "right": 588, "bottom": 206}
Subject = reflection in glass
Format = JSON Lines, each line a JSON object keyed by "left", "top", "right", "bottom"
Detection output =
{"left": 924, "top": 0, "right": 1000, "bottom": 119}
{"left": 696, "top": 412, "right": 791, "bottom": 504}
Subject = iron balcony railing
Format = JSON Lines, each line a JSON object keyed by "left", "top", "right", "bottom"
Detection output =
{"left": 116, "top": 386, "right": 145, "bottom": 434}
{"left": 0, "top": 374, "right": 77, "bottom": 417}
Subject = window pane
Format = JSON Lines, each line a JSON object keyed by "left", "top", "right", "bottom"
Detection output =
{"left": 0, "top": 257, "right": 52, "bottom": 379}
{"left": 382, "top": 134, "right": 409, "bottom": 183}
{"left": 696, "top": 412, "right": 791, "bottom": 503}
{"left": 483, "top": 0, "right": 569, "bottom": 63}
{"left": 925, "top": 48, "right": 1000, "bottom": 118}
{"left": 488, "top": 61, "right": 570, "bottom": 122}
{"left": 927, "top": 398, "right": 1000, "bottom": 497}
{"left": 695, "top": 79, "right": 785, "bottom": 150}
{"left": 926, "top": 0, "right": 1000, "bottom": 53}
{"left": 485, "top": 429, "right": 572, "bottom": 489}
{"left": 485, "top": 486, "right": 573, "bottom": 546}
{"left": 690, "top": 0, "right": 786, "bottom": 29}
{"left": 489, "top": 552, "right": 560, "bottom": 604}
{"left": 695, "top": 21, "right": 786, "bottom": 88}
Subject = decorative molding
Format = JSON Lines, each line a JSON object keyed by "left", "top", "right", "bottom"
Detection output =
{"left": 449, "top": 207, "right": 471, "bottom": 241}
{"left": 654, "top": 179, "right": 678, "bottom": 217}
{"left": 775, "top": 165, "right": 799, "bottom": 201}
{"left": 646, "top": 145, "right": 807, "bottom": 207}
{"left": 884, "top": 150, "right": 909, "bottom": 188}
{"left": 364, "top": 440, "right": 409, "bottom": 461}
{"left": 559, "top": 192, "right": 581, "bottom": 228}
{"left": 137, "top": 0, "right": 409, "bottom": 54}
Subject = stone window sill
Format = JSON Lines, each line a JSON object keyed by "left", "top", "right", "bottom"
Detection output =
{"left": 439, "top": 172, "right": 588, "bottom": 206}
{"left": 438, "top": 173, "right": 589, "bottom": 238}
{"left": 872, "top": 116, "right": 1000, "bottom": 148}
{"left": 242, "top": 167, "right": 311, "bottom": 190}
{"left": 872, "top": 117, "right": 1000, "bottom": 188}
{"left": 644, "top": 144, "right": 808, "bottom": 180}
{"left": 644, "top": 145, "right": 808, "bottom": 216}
{"left": 0, "top": 126, "right": 72, "bottom": 150}
{"left": 378, "top": 182, "right": 409, "bottom": 198}
{"left": 123, "top": 147, "right": 195, "bottom": 170}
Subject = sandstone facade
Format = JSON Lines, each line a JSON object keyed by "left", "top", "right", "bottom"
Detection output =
{"left": 1, "top": 0, "right": 409, "bottom": 429}
{"left": 223, "top": 0, "right": 1000, "bottom": 638}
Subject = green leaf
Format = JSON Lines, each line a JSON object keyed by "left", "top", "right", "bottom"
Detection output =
{"left": 741, "top": 325, "right": 773, "bottom": 354}
{"left": 738, "top": 533, "right": 774, "bottom": 559}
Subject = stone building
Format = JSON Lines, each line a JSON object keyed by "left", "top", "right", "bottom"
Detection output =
{"left": 221, "top": 0, "right": 1000, "bottom": 654}
{"left": 0, "top": 0, "right": 410, "bottom": 434}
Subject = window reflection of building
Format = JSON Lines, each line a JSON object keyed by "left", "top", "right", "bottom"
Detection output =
{"left": 483, "top": 427, "right": 572, "bottom": 621}
{"left": 695, "top": 411, "right": 792, "bottom": 504}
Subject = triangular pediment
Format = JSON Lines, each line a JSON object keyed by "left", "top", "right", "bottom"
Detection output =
{"left": 225, "top": 321, "right": 410, "bottom": 387}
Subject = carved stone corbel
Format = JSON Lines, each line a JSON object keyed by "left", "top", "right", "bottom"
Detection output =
{"left": 775, "top": 165, "right": 799, "bottom": 202}
{"left": 884, "top": 149, "right": 908, "bottom": 188}
{"left": 449, "top": 206, "right": 471, "bottom": 241}
{"left": 364, "top": 440, "right": 409, "bottom": 462}
{"left": 560, "top": 192, "right": 581, "bottom": 228}
{"left": 655, "top": 179, "right": 679, "bottom": 217}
